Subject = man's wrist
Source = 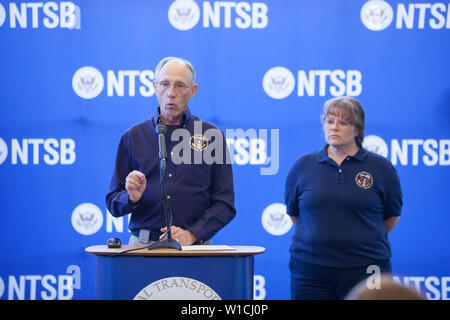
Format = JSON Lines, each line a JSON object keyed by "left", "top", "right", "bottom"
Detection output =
{"left": 128, "top": 194, "right": 140, "bottom": 205}
{"left": 188, "top": 231, "right": 197, "bottom": 244}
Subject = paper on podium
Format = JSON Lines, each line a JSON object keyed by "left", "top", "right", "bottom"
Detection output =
{"left": 181, "top": 245, "right": 236, "bottom": 251}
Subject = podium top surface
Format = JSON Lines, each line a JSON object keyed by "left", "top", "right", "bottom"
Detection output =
{"left": 85, "top": 245, "right": 265, "bottom": 257}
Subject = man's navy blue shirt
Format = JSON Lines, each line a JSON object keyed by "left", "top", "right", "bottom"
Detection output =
{"left": 106, "top": 107, "right": 236, "bottom": 243}
{"left": 285, "top": 146, "right": 402, "bottom": 268}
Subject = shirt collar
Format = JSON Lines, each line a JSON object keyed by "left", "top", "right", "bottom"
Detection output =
{"left": 353, "top": 146, "right": 369, "bottom": 161}
{"left": 317, "top": 144, "right": 369, "bottom": 162}
{"left": 154, "top": 106, "right": 192, "bottom": 126}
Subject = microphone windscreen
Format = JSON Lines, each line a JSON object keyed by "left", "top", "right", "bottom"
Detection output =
{"left": 156, "top": 123, "right": 167, "bottom": 134}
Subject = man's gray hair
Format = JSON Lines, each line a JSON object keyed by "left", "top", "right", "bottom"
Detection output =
{"left": 155, "top": 57, "right": 196, "bottom": 83}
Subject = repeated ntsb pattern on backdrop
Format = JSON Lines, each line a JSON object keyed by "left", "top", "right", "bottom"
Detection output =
{"left": 0, "top": 0, "right": 449, "bottom": 300}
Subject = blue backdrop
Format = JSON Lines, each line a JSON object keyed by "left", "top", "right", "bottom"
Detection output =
{"left": 1, "top": 0, "right": 449, "bottom": 300}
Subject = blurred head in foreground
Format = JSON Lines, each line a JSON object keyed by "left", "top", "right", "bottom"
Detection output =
{"left": 345, "top": 275, "right": 426, "bottom": 300}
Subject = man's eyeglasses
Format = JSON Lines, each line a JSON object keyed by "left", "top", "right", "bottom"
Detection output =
{"left": 155, "top": 81, "right": 191, "bottom": 94}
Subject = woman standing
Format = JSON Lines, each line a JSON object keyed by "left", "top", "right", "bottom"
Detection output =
{"left": 285, "top": 96, "right": 402, "bottom": 300}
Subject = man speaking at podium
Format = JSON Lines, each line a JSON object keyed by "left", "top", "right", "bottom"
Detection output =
{"left": 106, "top": 57, "right": 236, "bottom": 246}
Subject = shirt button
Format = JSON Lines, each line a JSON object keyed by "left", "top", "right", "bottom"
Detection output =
{"left": 339, "top": 169, "right": 342, "bottom": 173}
{"left": 168, "top": 173, "right": 173, "bottom": 177}
{"left": 167, "top": 195, "right": 171, "bottom": 199}
{"left": 347, "top": 157, "right": 350, "bottom": 160}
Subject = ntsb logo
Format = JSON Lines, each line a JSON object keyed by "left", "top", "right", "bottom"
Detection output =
{"left": 71, "top": 202, "right": 132, "bottom": 236}
{"left": 0, "top": 4, "right": 6, "bottom": 27}
{"left": 263, "top": 66, "right": 362, "bottom": 99}
{"left": 0, "top": 2, "right": 80, "bottom": 29}
{"left": 361, "top": 1, "right": 450, "bottom": 31}
{"left": 0, "top": 266, "right": 81, "bottom": 300}
{"left": 363, "top": 135, "right": 450, "bottom": 166}
{"left": 168, "top": 0, "right": 268, "bottom": 30}
{"left": 363, "top": 135, "right": 388, "bottom": 158}
{"left": 225, "top": 128, "right": 279, "bottom": 175}
{"left": 262, "top": 67, "right": 295, "bottom": 100}
{"left": 72, "top": 66, "right": 104, "bottom": 99}
{"left": 394, "top": 275, "right": 450, "bottom": 300}
{"left": 0, "top": 137, "right": 76, "bottom": 165}
{"left": 0, "top": 138, "right": 8, "bottom": 165}
{"left": 360, "top": 0, "right": 394, "bottom": 31}
{"left": 71, "top": 203, "right": 104, "bottom": 236}
{"left": 72, "top": 66, "right": 155, "bottom": 99}
{"left": 261, "top": 203, "right": 293, "bottom": 236}
{"left": 168, "top": 0, "right": 201, "bottom": 30}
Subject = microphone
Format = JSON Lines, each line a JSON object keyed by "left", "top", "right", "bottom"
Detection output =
{"left": 156, "top": 124, "right": 167, "bottom": 171}
{"left": 113, "top": 122, "right": 180, "bottom": 256}
{"left": 145, "top": 123, "right": 181, "bottom": 251}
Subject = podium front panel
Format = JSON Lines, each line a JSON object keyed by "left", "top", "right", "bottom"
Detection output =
{"left": 95, "top": 255, "right": 254, "bottom": 300}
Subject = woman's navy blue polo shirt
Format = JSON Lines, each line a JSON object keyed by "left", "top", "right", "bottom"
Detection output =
{"left": 285, "top": 146, "right": 402, "bottom": 268}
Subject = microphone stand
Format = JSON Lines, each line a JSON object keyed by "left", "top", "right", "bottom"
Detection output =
{"left": 148, "top": 124, "right": 181, "bottom": 250}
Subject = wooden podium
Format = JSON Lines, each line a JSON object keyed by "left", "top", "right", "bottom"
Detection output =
{"left": 86, "top": 245, "right": 265, "bottom": 300}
